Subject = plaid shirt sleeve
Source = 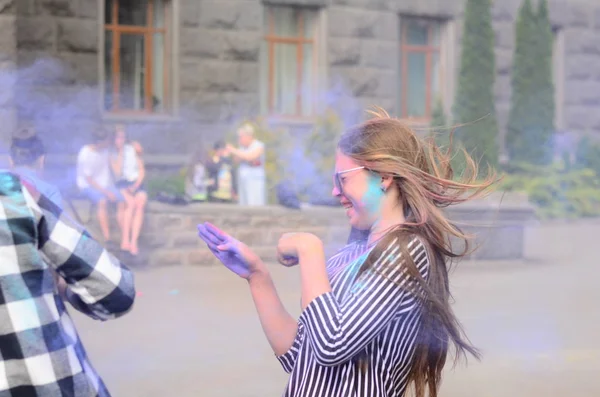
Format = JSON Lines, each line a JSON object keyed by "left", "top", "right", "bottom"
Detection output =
{"left": 21, "top": 178, "right": 136, "bottom": 321}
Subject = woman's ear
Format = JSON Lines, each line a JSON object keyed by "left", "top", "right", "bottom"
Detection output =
{"left": 380, "top": 174, "right": 394, "bottom": 192}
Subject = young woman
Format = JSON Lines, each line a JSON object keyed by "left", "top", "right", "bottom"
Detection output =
{"left": 111, "top": 125, "right": 147, "bottom": 255}
{"left": 197, "top": 109, "right": 498, "bottom": 397}
{"left": 226, "top": 122, "right": 266, "bottom": 206}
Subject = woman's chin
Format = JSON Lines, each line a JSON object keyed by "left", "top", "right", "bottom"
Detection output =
{"left": 348, "top": 214, "right": 369, "bottom": 230}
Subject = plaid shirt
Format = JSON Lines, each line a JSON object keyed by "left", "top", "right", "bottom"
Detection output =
{"left": 0, "top": 171, "right": 136, "bottom": 396}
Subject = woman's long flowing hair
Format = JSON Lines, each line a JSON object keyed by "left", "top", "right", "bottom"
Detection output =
{"left": 338, "top": 108, "right": 500, "bottom": 397}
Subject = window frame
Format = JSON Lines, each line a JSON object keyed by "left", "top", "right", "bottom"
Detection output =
{"left": 263, "top": 6, "right": 320, "bottom": 120}
{"left": 101, "top": 0, "right": 172, "bottom": 116}
{"left": 399, "top": 17, "right": 444, "bottom": 122}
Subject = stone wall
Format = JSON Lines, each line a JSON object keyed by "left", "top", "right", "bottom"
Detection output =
{"left": 2, "top": 0, "right": 599, "bottom": 160}
{"left": 322, "top": 0, "right": 600, "bottom": 146}
{"left": 71, "top": 201, "right": 351, "bottom": 267}
{"left": 10, "top": 0, "right": 238, "bottom": 158}
{"left": 68, "top": 192, "right": 536, "bottom": 267}
{"left": 180, "top": 0, "right": 262, "bottom": 124}
{"left": 489, "top": 0, "right": 600, "bottom": 147}
{"left": 14, "top": 0, "right": 101, "bottom": 154}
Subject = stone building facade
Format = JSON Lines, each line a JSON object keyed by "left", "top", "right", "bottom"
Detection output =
{"left": 0, "top": 0, "right": 599, "bottom": 174}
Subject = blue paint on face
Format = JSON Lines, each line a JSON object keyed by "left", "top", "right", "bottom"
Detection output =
{"left": 359, "top": 173, "right": 384, "bottom": 223}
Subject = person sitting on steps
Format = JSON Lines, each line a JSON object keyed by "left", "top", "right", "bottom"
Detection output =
{"left": 110, "top": 124, "right": 147, "bottom": 256}
{"left": 76, "top": 126, "right": 123, "bottom": 244}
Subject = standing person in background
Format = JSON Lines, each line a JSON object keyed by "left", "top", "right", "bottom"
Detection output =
{"left": 111, "top": 124, "right": 147, "bottom": 255}
{"left": 226, "top": 122, "right": 266, "bottom": 206}
{"left": 76, "top": 127, "right": 122, "bottom": 243}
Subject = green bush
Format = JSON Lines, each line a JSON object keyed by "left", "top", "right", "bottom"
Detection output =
{"left": 500, "top": 161, "right": 600, "bottom": 219}
{"left": 145, "top": 170, "right": 186, "bottom": 199}
{"left": 429, "top": 98, "right": 472, "bottom": 179}
{"left": 576, "top": 135, "right": 600, "bottom": 177}
{"left": 301, "top": 109, "right": 344, "bottom": 201}
{"left": 430, "top": 97, "right": 448, "bottom": 134}
{"left": 430, "top": 97, "right": 451, "bottom": 150}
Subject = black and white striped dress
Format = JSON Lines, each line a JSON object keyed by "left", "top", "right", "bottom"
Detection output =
{"left": 277, "top": 236, "right": 430, "bottom": 397}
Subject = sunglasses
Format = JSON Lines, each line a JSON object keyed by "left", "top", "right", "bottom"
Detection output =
{"left": 334, "top": 166, "right": 366, "bottom": 193}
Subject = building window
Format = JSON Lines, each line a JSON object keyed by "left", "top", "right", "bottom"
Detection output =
{"left": 262, "top": 6, "right": 319, "bottom": 117}
{"left": 399, "top": 18, "right": 444, "bottom": 120}
{"left": 103, "top": 0, "right": 171, "bottom": 114}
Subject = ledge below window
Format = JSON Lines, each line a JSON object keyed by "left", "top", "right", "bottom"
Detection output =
{"left": 101, "top": 111, "right": 180, "bottom": 124}
{"left": 41, "top": 154, "right": 186, "bottom": 168}
{"left": 265, "top": 115, "right": 317, "bottom": 130}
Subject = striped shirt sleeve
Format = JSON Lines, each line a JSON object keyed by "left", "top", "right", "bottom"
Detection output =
{"left": 298, "top": 237, "right": 429, "bottom": 366}
{"left": 276, "top": 323, "right": 305, "bottom": 373}
{"left": 22, "top": 181, "right": 136, "bottom": 321}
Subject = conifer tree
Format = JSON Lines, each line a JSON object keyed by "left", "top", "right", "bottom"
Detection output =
{"left": 452, "top": 0, "right": 499, "bottom": 172}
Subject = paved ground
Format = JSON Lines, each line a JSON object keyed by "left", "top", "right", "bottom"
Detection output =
{"left": 70, "top": 221, "right": 600, "bottom": 397}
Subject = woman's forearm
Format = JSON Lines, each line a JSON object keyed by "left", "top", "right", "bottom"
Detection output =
{"left": 230, "top": 148, "right": 249, "bottom": 161}
{"left": 298, "top": 240, "right": 331, "bottom": 310}
{"left": 230, "top": 147, "right": 261, "bottom": 162}
{"left": 247, "top": 268, "right": 298, "bottom": 356}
